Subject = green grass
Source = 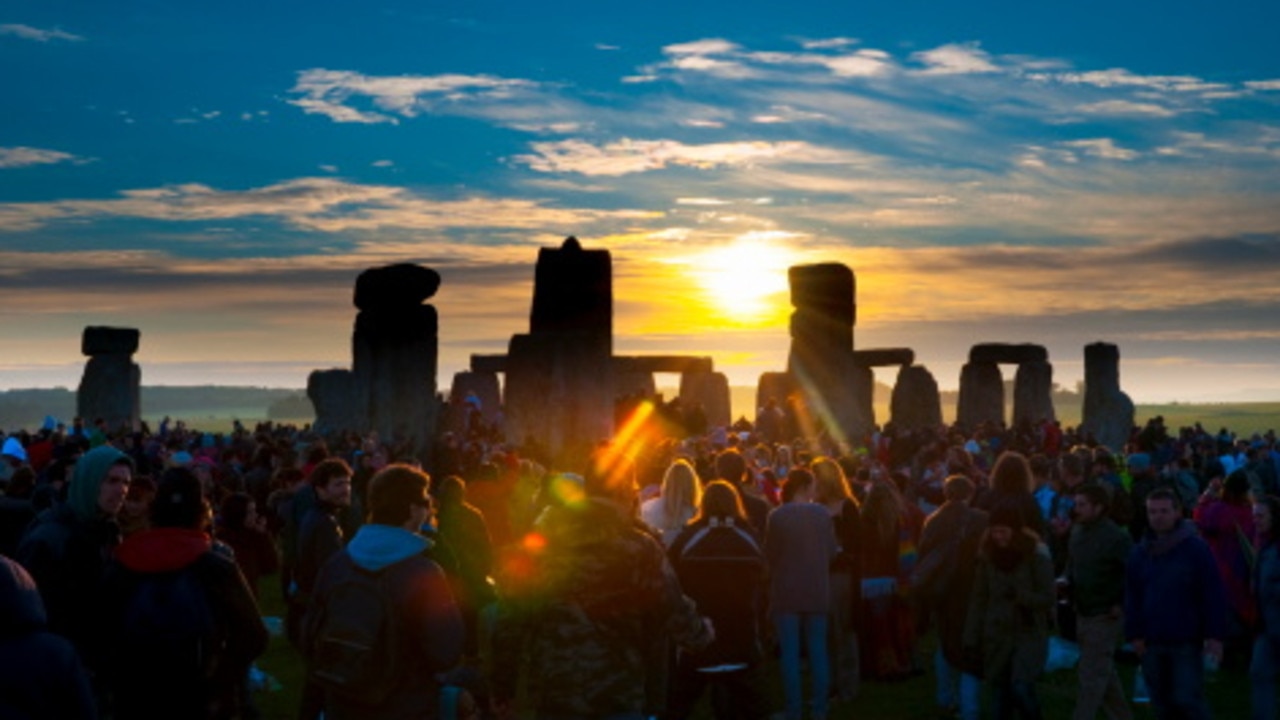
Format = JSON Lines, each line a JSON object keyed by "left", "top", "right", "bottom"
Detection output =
{"left": 250, "top": 578, "right": 1252, "bottom": 720}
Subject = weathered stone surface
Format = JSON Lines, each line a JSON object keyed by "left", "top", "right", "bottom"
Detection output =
{"left": 1013, "top": 360, "right": 1056, "bottom": 425}
{"left": 307, "top": 369, "right": 359, "bottom": 435}
{"left": 789, "top": 307, "right": 853, "bottom": 362}
{"left": 969, "top": 343, "right": 1048, "bottom": 365}
{"left": 679, "top": 371, "right": 730, "bottom": 429}
{"left": 352, "top": 305, "right": 439, "bottom": 447}
{"left": 1081, "top": 342, "right": 1134, "bottom": 452}
{"left": 612, "top": 355, "right": 714, "bottom": 375}
{"left": 530, "top": 237, "right": 612, "bottom": 343}
{"left": 852, "top": 348, "right": 915, "bottom": 367}
{"left": 77, "top": 354, "right": 140, "bottom": 432}
{"left": 504, "top": 331, "right": 613, "bottom": 466}
{"left": 470, "top": 354, "right": 508, "bottom": 374}
{"left": 613, "top": 371, "right": 657, "bottom": 399}
{"left": 957, "top": 362, "right": 1004, "bottom": 429}
{"left": 449, "top": 371, "right": 502, "bottom": 424}
{"left": 82, "top": 326, "right": 140, "bottom": 356}
{"left": 788, "top": 263, "right": 856, "bottom": 327}
{"left": 756, "top": 372, "right": 795, "bottom": 415}
{"left": 852, "top": 364, "right": 876, "bottom": 436}
{"left": 353, "top": 264, "right": 441, "bottom": 311}
{"left": 890, "top": 365, "right": 942, "bottom": 431}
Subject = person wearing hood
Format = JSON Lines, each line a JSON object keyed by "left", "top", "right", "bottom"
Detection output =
{"left": 100, "top": 466, "right": 267, "bottom": 719}
{"left": 302, "top": 464, "right": 464, "bottom": 719}
{"left": 15, "top": 444, "right": 132, "bottom": 665}
{"left": 0, "top": 554, "right": 97, "bottom": 719}
{"left": 1125, "top": 487, "right": 1226, "bottom": 720}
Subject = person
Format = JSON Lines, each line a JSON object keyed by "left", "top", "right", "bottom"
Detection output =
{"left": 765, "top": 468, "right": 838, "bottom": 720}
{"left": 917, "top": 475, "right": 987, "bottom": 720}
{"left": 666, "top": 480, "right": 772, "bottom": 720}
{"left": 1065, "top": 483, "right": 1133, "bottom": 720}
{"left": 640, "top": 459, "right": 702, "bottom": 548}
{"left": 1125, "top": 488, "right": 1227, "bottom": 720}
{"left": 100, "top": 467, "right": 268, "bottom": 719}
{"left": 302, "top": 464, "right": 465, "bottom": 719}
{"left": 16, "top": 444, "right": 132, "bottom": 664}
{"left": 491, "top": 450, "right": 713, "bottom": 719}
{"left": 977, "top": 451, "right": 1048, "bottom": 539}
{"left": 1194, "top": 468, "right": 1257, "bottom": 663}
{"left": 215, "top": 492, "right": 280, "bottom": 599}
{"left": 715, "top": 449, "right": 771, "bottom": 539}
{"left": 0, "top": 554, "right": 98, "bottom": 719}
{"left": 963, "top": 500, "right": 1055, "bottom": 720}
{"left": 857, "top": 480, "right": 915, "bottom": 680}
{"left": 434, "top": 475, "right": 495, "bottom": 659}
{"left": 1251, "top": 494, "right": 1280, "bottom": 719}
{"left": 812, "top": 456, "right": 861, "bottom": 703}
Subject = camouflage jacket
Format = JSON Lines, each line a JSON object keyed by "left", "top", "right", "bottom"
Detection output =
{"left": 491, "top": 498, "right": 711, "bottom": 716}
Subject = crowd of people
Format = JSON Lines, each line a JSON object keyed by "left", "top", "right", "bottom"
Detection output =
{"left": 0, "top": 400, "right": 1278, "bottom": 719}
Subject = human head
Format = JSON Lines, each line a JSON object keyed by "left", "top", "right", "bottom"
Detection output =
{"left": 151, "top": 467, "right": 212, "bottom": 530}
{"left": 1126, "top": 453, "right": 1153, "bottom": 478}
{"left": 1254, "top": 495, "right": 1280, "bottom": 537}
{"left": 1059, "top": 452, "right": 1085, "bottom": 485}
{"left": 67, "top": 445, "right": 133, "bottom": 520}
{"left": 990, "top": 451, "right": 1033, "bottom": 494}
{"left": 692, "top": 480, "right": 748, "bottom": 525}
{"left": 660, "top": 460, "right": 702, "bottom": 524}
{"left": 1224, "top": 469, "right": 1251, "bottom": 501}
{"left": 1145, "top": 487, "right": 1181, "bottom": 534}
{"left": 436, "top": 475, "right": 467, "bottom": 508}
{"left": 781, "top": 468, "right": 815, "bottom": 503}
{"left": 367, "top": 464, "right": 432, "bottom": 530}
{"left": 714, "top": 449, "right": 748, "bottom": 485}
{"left": 987, "top": 500, "right": 1025, "bottom": 548}
{"left": 1072, "top": 483, "right": 1110, "bottom": 524}
{"left": 811, "top": 457, "right": 853, "bottom": 505}
{"left": 219, "top": 492, "right": 256, "bottom": 531}
{"left": 943, "top": 474, "right": 975, "bottom": 504}
{"left": 310, "top": 458, "right": 353, "bottom": 507}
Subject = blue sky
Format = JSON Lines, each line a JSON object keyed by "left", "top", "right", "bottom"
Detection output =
{"left": 2, "top": 2, "right": 1279, "bottom": 404}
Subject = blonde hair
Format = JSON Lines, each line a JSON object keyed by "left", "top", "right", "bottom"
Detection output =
{"left": 659, "top": 459, "right": 702, "bottom": 533}
{"left": 811, "top": 456, "right": 854, "bottom": 506}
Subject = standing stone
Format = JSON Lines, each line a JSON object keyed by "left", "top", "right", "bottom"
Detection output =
{"left": 958, "top": 362, "right": 1004, "bottom": 429}
{"left": 969, "top": 343, "right": 1049, "bottom": 365}
{"left": 756, "top": 372, "right": 795, "bottom": 416}
{"left": 449, "top": 371, "right": 502, "bottom": 424}
{"left": 852, "top": 364, "right": 876, "bottom": 438}
{"left": 1013, "top": 360, "right": 1056, "bottom": 426}
{"left": 890, "top": 365, "right": 942, "bottom": 431}
{"left": 347, "top": 264, "right": 442, "bottom": 454}
{"left": 1081, "top": 342, "right": 1135, "bottom": 452}
{"left": 679, "top": 371, "right": 731, "bottom": 429}
{"left": 77, "top": 326, "right": 141, "bottom": 433}
{"left": 307, "top": 369, "right": 358, "bottom": 436}
{"left": 614, "top": 371, "right": 657, "bottom": 400}
{"left": 786, "top": 263, "right": 861, "bottom": 444}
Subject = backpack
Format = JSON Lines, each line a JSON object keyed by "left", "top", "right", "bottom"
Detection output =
{"left": 912, "top": 509, "right": 970, "bottom": 602}
{"left": 307, "top": 560, "right": 403, "bottom": 705}
{"left": 117, "top": 557, "right": 222, "bottom": 682}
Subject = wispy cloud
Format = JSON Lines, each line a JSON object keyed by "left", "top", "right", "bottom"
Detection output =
{"left": 0, "top": 146, "right": 84, "bottom": 169}
{"left": 799, "top": 37, "right": 859, "bottom": 50}
{"left": 512, "top": 138, "right": 862, "bottom": 176}
{"left": 1059, "top": 138, "right": 1138, "bottom": 160}
{"left": 287, "top": 68, "right": 538, "bottom": 124}
{"left": 0, "top": 24, "right": 82, "bottom": 42}
{"left": 1074, "top": 100, "right": 1179, "bottom": 117}
{"left": 910, "top": 42, "right": 999, "bottom": 75}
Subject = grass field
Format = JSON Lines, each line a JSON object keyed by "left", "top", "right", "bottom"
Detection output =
{"left": 251, "top": 577, "right": 1252, "bottom": 719}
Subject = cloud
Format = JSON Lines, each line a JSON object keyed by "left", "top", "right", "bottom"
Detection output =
{"left": 1074, "top": 100, "right": 1178, "bottom": 117}
{"left": 749, "top": 105, "right": 831, "bottom": 124}
{"left": 1246, "top": 80, "right": 1280, "bottom": 91}
{"left": 1050, "top": 68, "right": 1209, "bottom": 92}
{"left": 911, "top": 43, "right": 999, "bottom": 75}
{"left": 287, "top": 68, "right": 538, "bottom": 124}
{"left": 0, "top": 24, "right": 82, "bottom": 42}
{"left": 512, "top": 138, "right": 861, "bottom": 176}
{"left": 799, "top": 37, "right": 859, "bottom": 50}
{"left": 1059, "top": 138, "right": 1138, "bottom": 160}
{"left": 662, "top": 38, "right": 741, "bottom": 56}
{"left": 371, "top": 160, "right": 394, "bottom": 167}
{"left": 0, "top": 146, "right": 83, "bottom": 169}
{"left": 595, "top": 43, "right": 620, "bottom": 51}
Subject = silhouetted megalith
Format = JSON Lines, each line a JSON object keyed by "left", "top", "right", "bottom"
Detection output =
{"left": 614, "top": 371, "right": 657, "bottom": 400}
{"left": 890, "top": 365, "right": 942, "bottom": 431}
{"left": 1081, "top": 342, "right": 1134, "bottom": 452}
{"left": 969, "top": 343, "right": 1048, "bottom": 365}
{"left": 353, "top": 264, "right": 442, "bottom": 311}
{"left": 786, "top": 263, "right": 862, "bottom": 443}
{"left": 352, "top": 303, "right": 438, "bottom": 447}
{"left": 1013, "top": 360, "right": 1056, "bottom": 425}
{"left": 449, "top": 371, "right": 502, "bottom": 424}
{"left": 852, "top": 364, "right": 875, "bottom": 433}
{"left": 471, "top": 355, "right": 508, "bottom": 374}
{"left": 853, "top": 348, "right": 914, "bottom": 367}
{"left": 679, "top": 371, "right": 731, "bottom": 429}
{"left": 308, "top": 369, "right": 359, "bottom": 435}
{"left": 77, "top": 326, "right": 141, "bottom": 432}
{"left": 530, "top": 236, "right": 612, "bottom": 338}
{"left": 958, "top": 362, "right": 1004, "bottom": 429}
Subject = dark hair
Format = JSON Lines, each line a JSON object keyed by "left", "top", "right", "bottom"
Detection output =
{"left": 368, "top": 464, "right": 430, "bottom": 526}
{"left": 990, "top": 451, "right": 1033, "bottom": 495}
{"left": 1146, "top": 487, "right": 1182, "bottom": 510}
{"left": 151, "top": 467, "right": 211, "bottom": 529}
{"left": 715, "top": 449, "right": 748, "bottom": 485}
{"left": 1225, "top": 469, "right": 1252, "bottom": 501}
{"left": 219, "top": 492, "right": 253, "bottom": 531}
{"left": 692, "top": 480, "right": 748, "bottom": 525}
{"left": 781, "top": 468, "right": 814, "bottom": 503}
{"left": 1073, "top": 482, "right": 1110, "bottom": 510}
{"left": 436, "top": 475, "right": 466, "bottom": 507}
{"left": 1059, "top": 452, "right": 1084, "bottom": 479}
{"left": 309, "top": 458, "right": 352, "bottom": 490}
{"left": 943, "top": 474, "right": 974, "bottom": 503}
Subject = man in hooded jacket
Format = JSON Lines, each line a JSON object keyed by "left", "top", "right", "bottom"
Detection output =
{"left": 16, "top": 444, "right": 132, "bottom": 666}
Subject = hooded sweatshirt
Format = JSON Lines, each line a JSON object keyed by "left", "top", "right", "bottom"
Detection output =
{"left": 346, "top": 523, "right": 429, "bottom": 572}
{"left": 66, "top": 445, "right": 131, "bottom": 522}
{"left": 0, "top": 556, "right": 97, "bottom": 719}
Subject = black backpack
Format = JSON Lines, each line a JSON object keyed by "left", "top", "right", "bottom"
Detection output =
{"left": 117, "top": 557, "right": 222, "bottom": 682}
{"left": 307, "top": 560, "right": 403, "bottom": 705}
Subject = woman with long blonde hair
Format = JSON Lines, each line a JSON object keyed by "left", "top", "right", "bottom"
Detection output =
{"left": 812, "top": 457, "right": 862, "bottom": 701}
{"left": 640, "top": 459, "right": 702, "bottom": 547}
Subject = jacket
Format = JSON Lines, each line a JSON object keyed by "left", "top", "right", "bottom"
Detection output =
{"left": 1066, "top": 516, "right": 1132, "bottom": 617}
{"left": 1124, "top": 520, "right": 1227, "bottom": 645}
{"left": 963, "top": 532, "right": 1055, "bottom": 683}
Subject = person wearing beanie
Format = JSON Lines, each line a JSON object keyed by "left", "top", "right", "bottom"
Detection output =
{"left": 100, "top": 467, "right": 268, "bottom": 719}
{"left": 16, "top": 444, "right": 133, "bottom": 666}
{"left": 964, "top": 499, "right": 1055, "bottom": 720}
{"left": 0, "top": 555, "right": 97, "bottom": 719}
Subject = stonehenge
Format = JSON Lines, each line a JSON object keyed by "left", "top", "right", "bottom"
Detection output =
{"left": 77, "top": 326, "right": 141, "bottom": 432}
{"left": 1081, "top": 342, "right": 1135, "bottom": 452}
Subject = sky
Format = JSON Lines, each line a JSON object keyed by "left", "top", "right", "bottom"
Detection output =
{"left": 2, "top": 1, "right": 1279, "bottom": 404}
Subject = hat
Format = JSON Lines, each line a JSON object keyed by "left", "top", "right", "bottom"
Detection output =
{"left": 1, "top": 437, "right": 27, "bottom": 463}
{"left": 170, "top": 451, "right": 193, "bottom": 467}
{"left": 1126, "top": 453, "right": 1151, "bottom": 473}
{"left": 988, "top": 500, "right": 1025, "bottom": 531}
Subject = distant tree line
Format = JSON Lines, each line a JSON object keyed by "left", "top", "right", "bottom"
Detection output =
{"left": 0, "top": 386, "right": 309, "bottom": 431}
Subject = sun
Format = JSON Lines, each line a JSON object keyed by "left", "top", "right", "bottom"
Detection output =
{"left": 690, "top": 235, "right": 797, "bottom": 325}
